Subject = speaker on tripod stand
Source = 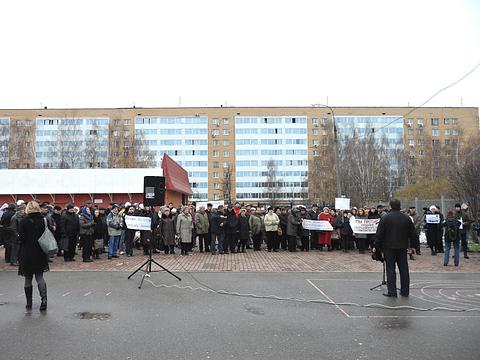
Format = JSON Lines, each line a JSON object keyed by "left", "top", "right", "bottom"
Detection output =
{"left": 143, "top": 176, "right": 165, "bottom": 207}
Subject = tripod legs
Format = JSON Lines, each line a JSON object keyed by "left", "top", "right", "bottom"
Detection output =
{"left": 128, "top": 253, "right": 182, "bottom": 288}
{"left": 370, "top": 262, "right": 387, "bottom": 291}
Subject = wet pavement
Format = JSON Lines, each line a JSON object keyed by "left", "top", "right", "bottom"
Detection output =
{"left": 0, "top": 271, "right": 479, "bottom": 360}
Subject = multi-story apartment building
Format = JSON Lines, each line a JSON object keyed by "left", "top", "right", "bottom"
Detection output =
{"left": 0, "top": 106, "right": 478, "bottom": 204}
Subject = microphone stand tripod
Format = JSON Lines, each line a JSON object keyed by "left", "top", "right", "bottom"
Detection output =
{"left": 128, "top": 238, "right": 181, "bottom": 289}
{"left": 370, "top": 261, "right": 387, "bottom": 291}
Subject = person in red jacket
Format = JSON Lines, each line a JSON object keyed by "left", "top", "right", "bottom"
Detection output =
{"left": 318, "top": 207, "right": 334, "bottom": 251}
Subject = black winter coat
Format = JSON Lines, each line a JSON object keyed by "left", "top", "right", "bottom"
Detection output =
{"left": 225, "top": 210, "right": 239, "bottom": 235}
{"left": 93, "top": 215, "right": 107, "bottom": 239}
{"left": 210, "top": 211, "right": 226, "bottom": 234}
{"left": 18, "top": 212, "right": 49, "bottom": 276}
{"left": 238, "top": 215, "right": 250, "bottom": 240}
{"left": 374, "top": 210, "right": 416, "bottom": 249}
{"left": 51, "top": 212, "right": 64, "bottom": 242}
{"left": 62, "top": 212, "right": 80, "bottom": 238}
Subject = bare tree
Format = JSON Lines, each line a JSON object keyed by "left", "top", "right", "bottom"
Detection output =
{"left": 337, "top": 131, "right": 393, "bottom": 205}
{"left": 263, "top": 159, "right": 283, "bottom": 207}
{"left": 445, "top": 135, "right": 480, "bottom": 215}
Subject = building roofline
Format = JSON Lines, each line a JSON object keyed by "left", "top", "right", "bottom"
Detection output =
{"left": 0, "top": 105, "right": 478, "bottom": 111}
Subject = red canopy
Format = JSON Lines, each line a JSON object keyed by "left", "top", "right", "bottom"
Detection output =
{"left": 161, "top": 154, "right": 193, "bottom": 195}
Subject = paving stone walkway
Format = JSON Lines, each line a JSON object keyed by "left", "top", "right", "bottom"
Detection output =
{"left": 1, "top": 245, "right": 479, "bottom": 272}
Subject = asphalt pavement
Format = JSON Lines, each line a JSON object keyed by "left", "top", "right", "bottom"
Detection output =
{"left": 0, "top": 271, "right": 479, "bottom": 360}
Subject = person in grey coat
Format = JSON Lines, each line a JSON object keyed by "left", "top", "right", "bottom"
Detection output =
{"left": 287, "top": 208, "right": 302, "bottom": 252}
{"left": 176, "top": 206, "right": 193, "bottom": 256}
{"left": 195, "top": 206, "right": 210, "bottom": 252}
{"left": 158, "top": 208, "right": 176, "bottom": 254}
{"left": 9, "top": 203, "right": 26, "bottom": 266}
{"left": 249, "top": 208, "right": 263, "bottom": 251}
{"left": 106, "top": 205, "right": 122, "bottom": 259}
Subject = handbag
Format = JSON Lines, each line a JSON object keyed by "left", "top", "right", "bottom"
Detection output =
{"left": 277, "top": 227, "right": 283, "bottom": 236}
{"left": 38, "top": 218, "right": 59, "bottom": 255}
{"left": 94, "top": 238, "right": 104, "bottom": 250}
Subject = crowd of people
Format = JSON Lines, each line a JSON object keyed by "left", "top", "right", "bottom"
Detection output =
{"left": 0, "top": 198, "right": 478, "bottom": 311}
{"left": 1, "top": 200, "right": 478, "bottom": 266}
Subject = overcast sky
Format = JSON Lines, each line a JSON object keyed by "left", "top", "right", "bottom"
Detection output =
{"left": 1, "top": 0, "right": 479, "bottom": 109}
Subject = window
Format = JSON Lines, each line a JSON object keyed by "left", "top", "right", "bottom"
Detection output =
{"left": 114, "top": 119, "right": 121, "bottom": 126}
{"left": 223, "top": 151, "right": 229, "bottom": 157}
{"left": 407, "top": 128, "right": 414, "bottom": 136}
{"left": 213, "top": 162, "right": 219, "bottom": 168}
{"left": 212, "top": 118, "right": 220, "bottom": 125}
{"left": 223, "top": 129, "right": 229, "bottom": 136}
{"left": 223, "top": 140, "right": 229, "bottom": 146}
{"left": 313, "top": 150, "right": 319, "bottom": 156}
{"left": 444, "top": 129, "right": 451, "bottom": 136}
{"left": 312, "top": 128, "right": 318, "bottom": 136}
{"left": 406, "top": 118, "right": 413, "bottom": 126}
{"left": 124, "top": 130, "right": 130, "bottom": 137}
{"left": 432, "top": 139, "right": 440, "bottom": 146}
{"left": 312, "top": 117, "right": 318, "bottom": 124}
{"left": 409, "top": 139, "right": 415, "bottom": 147}
{"left": 223, "top": 118, "right": 229, "bottom": 125}
{"left": 212, "top": 150, "right": 219, "bottom": 157}
{"left": 25, "top": 120, "right": 32, "bottom": 126}
{"left": 211, "top": 129, "right": 219, "bottom": 136}
{"left": 432, "top": 128, "right": 439, "bottom": 137}
{"left": 124, "top": 141, "right": 130, "bottom": 149}
{"left": 89, "top": 129, "right": 98, "bottom": 135}
{"left": 417, "top": 128, "right": 424, "bottom": 136}
{"left": 444, "top": 118, "right": 450, "bottom": 125}
{"left": 213, "top": 194, "right": 220, "bottom": 200}
{"left": 214, "top": 183, "right": 220, "bottom": 190}
{"left": 212, "top": 140, "right": 219, "bottom": 146}
{"left": 431, "top": 118, "right": 439, "bottom": 126}
{"left": 213, "top": 172, "right": 219, "bottom": 179}
{"left": 452, "top": 129, "right": 459, "bottom": 136}
{"left": 223, "top": 162, "right": 229, "bottom": 168}
{"left": 445, "top": 139, "right": 451, "bottom": 146}
{"left": 312, "top": 139, "right": 319, "bottom": 146}
{"left": 418, "top": 149, "right": 424, "bottom": 156}
{"left": 417, "top": 118, "right": 424, "bottom": 126}
{"left": 124, "top": 119, "right": 130, "bottom": 125}
{"left": 320, "top": 118, "right": 327, "bottom": 125}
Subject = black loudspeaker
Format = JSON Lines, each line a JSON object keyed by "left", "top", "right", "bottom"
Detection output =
{"left": 143, "top": 176, "right": 165, "bottom": 206}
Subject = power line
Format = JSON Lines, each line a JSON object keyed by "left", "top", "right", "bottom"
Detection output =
{"left": 340, "top": 61, "right": 480, "bottom": 139}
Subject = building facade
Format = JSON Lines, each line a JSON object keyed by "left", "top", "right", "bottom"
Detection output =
{"left": 0, "top": 106, "right": 478, "bottom": 204}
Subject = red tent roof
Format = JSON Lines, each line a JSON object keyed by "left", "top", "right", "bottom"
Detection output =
{"left": 161, "top": 154, "right": 193, "bottom": 195}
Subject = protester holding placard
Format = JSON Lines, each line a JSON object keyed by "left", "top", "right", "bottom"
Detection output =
{"left": 318, "top": 207, "right": 334, "bottom": 251}
{"left": 123, "top": 205, "right": 137, "bottom": 257}
{"left": 339, "top": 211, "right": 354, "bottom": 252}
{"left": 353, "top": 208, "right": 368, "bottom": 254}
{"left": 455, "top": 203, "right": 472, "bottom": 259}
{"left": 425, "top": 205, "right": 443, "bottom": 256}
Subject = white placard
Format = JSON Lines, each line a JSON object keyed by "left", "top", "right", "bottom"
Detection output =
{"left": 351, "top": 218, "right": 380, "bottom": 234}
{"left": 426, "top": 214, "right": 440, "bottom": 224}
{"left": 302, "top": 219, "right": 333, "bottom": 231}
{"left": 335, "top": 197, "right": 351, "bottom": 210}
{"left": 125, "top": 215, "right": 151, "bottom": 230}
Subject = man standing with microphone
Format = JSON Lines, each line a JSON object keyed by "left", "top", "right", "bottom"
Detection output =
{"left": 374, "top": 199, "right": 417, "bottom": 298}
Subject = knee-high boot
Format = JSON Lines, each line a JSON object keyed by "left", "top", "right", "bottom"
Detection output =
{"left": 24, "top": 286, "right": 33, "bottom": 310}
{"left": 38, "top": 283, "right": 47, "bottom": 311}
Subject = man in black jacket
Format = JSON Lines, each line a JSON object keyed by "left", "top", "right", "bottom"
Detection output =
{"left": 374, "top": 199, "right": 416, "bottom": 298}
{"left": 62, "top": 204, "right": 80, "bottom": 262}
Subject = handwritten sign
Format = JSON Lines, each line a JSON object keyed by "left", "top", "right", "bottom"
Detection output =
{"left": 335, "top": 197, "right": 351, "bottom": 210}
{"left": 302, "top": 219, "right": 333, "bottom": 231}
{"left": 351, "top": 218, "right": 380, "bottom": 234}
{"left": 125, "top": 215, "right": 151, "bottom": 230}
{"left": 426, "top": 214, "right": 440, "bottom": 224}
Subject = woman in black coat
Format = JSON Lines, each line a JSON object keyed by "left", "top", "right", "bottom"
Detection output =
{"left": 237, "top": 209, "right": 250, "bottom": 253}
{"left": 18, "top": 201, "right": 49, "bottom": 311}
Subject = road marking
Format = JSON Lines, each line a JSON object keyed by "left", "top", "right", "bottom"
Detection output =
{"left": 105, "top": 292, "right": 111, "bottom": 297}
{"left": 62, "top": 292, "right": 71, "bottom": 297}
{"left": 306, "top": 279, "right": 351, "bottom": 318}
{"left": 83, "top": 292, "right": 92, "bottom": 297}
